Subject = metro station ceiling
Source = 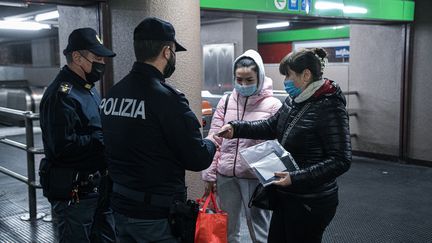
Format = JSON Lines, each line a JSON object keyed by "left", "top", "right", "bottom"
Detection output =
{"left": 0, "top": 1, "right": 395, "bottom": 45}
{"left": 0, "top": 3, "right": 58, "bottom": 43}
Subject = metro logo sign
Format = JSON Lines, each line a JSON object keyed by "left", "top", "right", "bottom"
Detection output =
{"left": 274, "top": 0, "right": 287, "bottom": 10}
{"left": 335, "top": 46, "right": 350, "bottom": 58}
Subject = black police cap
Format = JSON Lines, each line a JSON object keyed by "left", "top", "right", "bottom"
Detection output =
{"left": 134, "top": 17, "right": 186, "bottom": 52}
{"left": 63, "top": 28, "right": 116, "bottom": 57}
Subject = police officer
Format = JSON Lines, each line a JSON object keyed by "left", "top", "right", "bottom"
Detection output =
{"left": 39, "top": 28, "right": 116, "bottom": 243}
{"left": 100, "top": 17, "right": 216, "bottom": 242}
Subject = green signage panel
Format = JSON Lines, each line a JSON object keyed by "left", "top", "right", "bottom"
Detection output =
{"left": 258, "top": 25, "right": 350, "bottom": 43}
{"left": 200, "top": 0, "right": 415, "bottom": 22}
{"left": 199, "top": 0, "right": 304, "bottom": 14}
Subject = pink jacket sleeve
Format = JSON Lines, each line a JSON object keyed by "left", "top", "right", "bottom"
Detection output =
{"left": 201, "top": 95, "right": 228, "bottom": 182}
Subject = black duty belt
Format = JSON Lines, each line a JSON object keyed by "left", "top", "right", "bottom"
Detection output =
{"left": 112, "top": 183, "right": 173, "bottom": 208}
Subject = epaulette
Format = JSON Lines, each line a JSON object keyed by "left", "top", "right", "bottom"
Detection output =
{"left": 84, "top": 83, "right": 92, "bottom": 90}
{"left": 58, "top": 82, "right": 73, "bottom": 94}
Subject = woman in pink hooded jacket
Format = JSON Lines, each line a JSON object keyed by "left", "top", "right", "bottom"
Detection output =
{"left": 202, "top": 50, "right": 282, "bottom": 243}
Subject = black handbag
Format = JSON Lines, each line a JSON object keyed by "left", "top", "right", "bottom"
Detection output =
{"left": 248, "top": 184, "right": 277, "bottom": 210}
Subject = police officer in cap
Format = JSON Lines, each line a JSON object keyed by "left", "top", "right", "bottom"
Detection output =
{"left": 39, "top": 28, "right": 116, "bottom": 242}
{"left": 100, "top": 17, "right": 216, "bottom": 242}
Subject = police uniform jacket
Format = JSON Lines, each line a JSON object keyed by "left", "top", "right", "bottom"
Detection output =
{"left": 40, "top": 65, "right": 105, "bottom": 172}
{"left": 101, "top": 62, "right": 216, "bottom": 219}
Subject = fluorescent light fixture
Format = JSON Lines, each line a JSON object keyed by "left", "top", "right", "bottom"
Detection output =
{"left": 315, "top": 1, "right": 344, "bottom": 10}
{"left": 332, "top": 25, "right": 346, "bottom": 30}
{"left": 0, "top": 20, "right": 51, "bottom": 30}
{"left": 343, "top": 6, "right": 368, "bottom": 14}
{"left": 35, "top": 10, "right": 59, "bottom": 22}
{"left": 257, "top": 21, "right": 290, "bottom": 30}
{"left": 3, "top": 16, "right": 32, "bottom": 22}
{"left": 0, "top": 2, "right": 28, "bottom": 7}
{"left": 315, "top": 2, "right": 367, "bottom": 14}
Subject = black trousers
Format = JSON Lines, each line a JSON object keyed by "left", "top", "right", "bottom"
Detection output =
{"left": 268, "top": 192, "right": 338, "bottom": 243}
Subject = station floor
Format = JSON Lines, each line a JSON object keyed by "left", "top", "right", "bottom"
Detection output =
{"left": 0, "top": 128, "right": 431, "bottom": 243}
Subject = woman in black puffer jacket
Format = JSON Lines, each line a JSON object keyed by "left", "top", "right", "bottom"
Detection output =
{"left": 217, "top": 48, "right": 352, "bottom": 243}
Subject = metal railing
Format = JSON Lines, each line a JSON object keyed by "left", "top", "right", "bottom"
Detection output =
{"left": 343, "top": 90, "right": 358, "bottom": 138}
{"left": 343, "top": 91, "right": 358, "bottom": 96}
{"left": 0, "top": 106, "right": 45, "bottom": 221}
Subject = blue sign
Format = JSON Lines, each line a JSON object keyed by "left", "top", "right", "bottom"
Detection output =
{"left": 301, "top": 0, "right": 311, "bottom": 12}
{"left": 288, "top": 0, "right": 298, "bottom": 10}
{"left": 335, "top": 46, "right": 350, "bottom": 58}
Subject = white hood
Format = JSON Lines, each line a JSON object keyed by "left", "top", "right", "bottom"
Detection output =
{"left": 233, "top": 49, "right": 266, "bottom": 96}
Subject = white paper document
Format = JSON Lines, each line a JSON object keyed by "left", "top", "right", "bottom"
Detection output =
{"left": 252, "top": 152, "right": 286, "bottom": 180}
{"left": 240, "top": 140, "right": 299, "bottom": 186}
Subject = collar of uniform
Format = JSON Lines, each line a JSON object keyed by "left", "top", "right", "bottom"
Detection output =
{"left": 131, "top": 62, "right": 165, "bottom": 82}
{"left": 62, "top": 65, "right": 95, "bottom": 90}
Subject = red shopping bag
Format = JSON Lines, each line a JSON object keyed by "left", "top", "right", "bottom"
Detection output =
{"left": 195, "top": 191, "right": 228, "bottom": 243}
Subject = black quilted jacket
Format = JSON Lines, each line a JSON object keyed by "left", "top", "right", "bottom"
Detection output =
{"left": 230, "top": 80, "right": 351, "bottom": 197}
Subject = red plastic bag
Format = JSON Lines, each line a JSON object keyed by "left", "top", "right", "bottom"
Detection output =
{"left": 195, "top": 191, "right": 228, "bottom": 243}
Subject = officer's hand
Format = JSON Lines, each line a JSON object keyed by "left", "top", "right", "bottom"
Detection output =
{"left": 204, "top": 181, "right": 216, "bottom": 196}
{"left": 215, "top": 124, "right": 234, "bottom": 139}
{"left": 205, "top": 132, "right": 220, "bottom": 148}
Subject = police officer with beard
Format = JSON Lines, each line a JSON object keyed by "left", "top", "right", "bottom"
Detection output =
{"left": 39, "top": 28, "right": 116, "bottom": 242}
{"left": 100, "top": 17, "right": 216, "bottom": 242}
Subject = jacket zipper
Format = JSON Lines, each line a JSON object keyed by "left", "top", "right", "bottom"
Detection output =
{"left": 233, "top": 94, "right": 248, "bottom": 177}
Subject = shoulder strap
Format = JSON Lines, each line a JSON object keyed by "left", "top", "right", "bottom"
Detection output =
{"left": 281, "top": 102, "right": 312, "bottom": 145}
{"left": 223, "top": 93, "right": 231, "bottom": 117}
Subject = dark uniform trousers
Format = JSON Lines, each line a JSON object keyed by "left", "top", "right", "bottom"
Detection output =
{"left": 50, "top": 174, "right": 116, "bottom": 243}
{"left": 114, "top": 212, "right": 178, "bottom": 243}
{"left": 51, "top": 193, "right": 116, "bottom": 243}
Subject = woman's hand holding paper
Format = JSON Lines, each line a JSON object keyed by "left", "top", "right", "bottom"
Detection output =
{"left": 272, "top": 172, "right": 292, "bottom": 186}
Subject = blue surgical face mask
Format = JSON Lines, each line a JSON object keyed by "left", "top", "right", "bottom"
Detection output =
{"left": 284, "top": 79, "right": 302, "bottom": 98}
{"left": 235, "top": 83, "right": 257, "bottom": 97}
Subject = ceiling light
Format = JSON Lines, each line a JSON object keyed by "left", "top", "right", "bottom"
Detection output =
{"left": 343, "top": 6, "right": 368, "bottom": 14}
{"left": 35, "top": 10, "right": 59, "bottom": 22}
{"left": 315, "top": 1, "right": 344, "bottom": 10}
{"left": 331, "top": 25, "right": 346, "bottom": 30}
{"left": 315, "top": 2, "right": 367, "bottom": 14}
{"left": 0, "top": 1, "right": 28, "bottom": 7}
{"left": 0, "top": 20, "right": 51, "bottom": 30}
{"left": 257, "top": 21, "right": 290, "bottom": 30}
{"left": 3, "top": 16, "right": 32, "bottom": 21}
